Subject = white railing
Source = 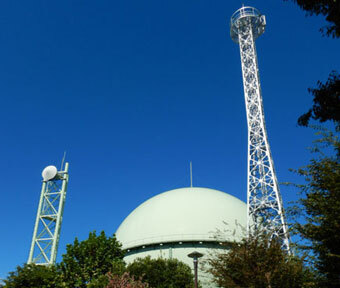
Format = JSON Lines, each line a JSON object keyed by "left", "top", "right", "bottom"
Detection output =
{"left": 231, "top": 6, "right": 260, "bottom": 26}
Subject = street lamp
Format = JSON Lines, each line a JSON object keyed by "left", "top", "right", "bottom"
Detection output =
{"left": 188, "top": 251, "right": 204, "bottom": 288}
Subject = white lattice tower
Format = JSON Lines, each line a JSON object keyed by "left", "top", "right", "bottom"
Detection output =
{"left": 28, "top": 163, "right": 69, "bottom": 265}
{"left": 230, "top": 6, "right": 290, "bottom": 251}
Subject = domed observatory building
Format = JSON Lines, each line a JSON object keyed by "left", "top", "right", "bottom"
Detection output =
{"left": 116, "top": 187, "right": 246, "bottom": 287}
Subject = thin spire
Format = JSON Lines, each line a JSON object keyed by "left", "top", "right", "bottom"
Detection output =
{"left": 190, "top": 161, "right": 193, "bottom": 187}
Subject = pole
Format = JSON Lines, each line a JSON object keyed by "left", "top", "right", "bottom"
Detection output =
{"left": 193, "top": 257, "right": 198, "bottom": 288}
{"left": 187, "top": 251, "right": 203, "bottom": 288}
{"left": 190, "top": 161, "right": 193, "bottom": 187}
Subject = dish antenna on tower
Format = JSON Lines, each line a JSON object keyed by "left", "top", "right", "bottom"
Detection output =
{"left": 28, "top": 161, "right": 69, "bottom": 265}
{"left": 41, "top": 165, "right": 58, "bottom": 181}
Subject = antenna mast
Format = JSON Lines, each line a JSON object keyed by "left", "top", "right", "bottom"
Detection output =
{"left": 230, "top": 6, "right": 290, "bottom": 251}
{"left": 28, "top": 162, "right": 69, "bottom": 265}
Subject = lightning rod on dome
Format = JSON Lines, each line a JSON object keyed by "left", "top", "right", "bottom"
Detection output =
{"left": 190, "top": 161, "right": 193, "bottom": 187}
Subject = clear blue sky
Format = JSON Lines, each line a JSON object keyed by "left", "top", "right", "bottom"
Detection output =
{"left": 0, "top": 0, "right": 339, "bottom": 278}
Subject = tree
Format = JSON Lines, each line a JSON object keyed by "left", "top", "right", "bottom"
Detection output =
{"left": 2, "top": 232, "right": 125, "bottom": 288}
{"left": 127, "top": 256, "right": 195, "bottom": 288}
{"left": 298, "top": 71, "right": 340, "bottom": 131}
{"left": 105, "top": 272, "right": 149, "bottom": 288}
{"left": 3, "top": 263, "right": 60, "bottom": 288}
{"left": 285, "top": 0, "right": 340, "bottom": 38}
{"left": 285, "top": 1, "right": 340, "bottom": 132}
{"left": 290, "top": 131, "right": 340, "bottom": 287}
{"left": 286, "top": 6, "right": 340, "bottom": 284}
{"left": 205, "top": 232, "right": 314, "bottom": 288}
{"left": 58, "top": 231, "right": 125, "bottom": 288}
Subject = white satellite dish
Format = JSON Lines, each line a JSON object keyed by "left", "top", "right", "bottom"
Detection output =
{"left": 42, "top": 165, "right": 58, "bottom": 181}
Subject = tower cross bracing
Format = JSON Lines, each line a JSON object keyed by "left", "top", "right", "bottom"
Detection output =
{"left": 230, "top": 7, "right": 290, "bottom": 251}
{"left": 28, "top": 163, "right": 69, "bottom": 265}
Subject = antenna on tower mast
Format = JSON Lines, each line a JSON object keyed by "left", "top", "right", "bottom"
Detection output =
{"left": 60, "top": 151, "right": 67, "bottom": 170}
{"left": 230, "top": 6, "right": 290, "bottom": 252}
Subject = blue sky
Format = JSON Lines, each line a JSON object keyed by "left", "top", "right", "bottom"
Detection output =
{"left": 0, "top": 0, "right": 339, "bottom": 278}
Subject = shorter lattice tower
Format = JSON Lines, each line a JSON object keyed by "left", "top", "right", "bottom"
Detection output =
{"left": 230, "top": 6, "right": 290, "bottom": 251}
{"left": 28, "top": 162, "right": 69, "bottom": 265}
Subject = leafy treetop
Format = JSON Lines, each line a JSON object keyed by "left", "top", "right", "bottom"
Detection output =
{"left": 286, "top": 0, "right": 340, "bottom": 38}
{"left": 205, "top": 232, "right": 314, "bottom": 288}
{"left": 3, "top": 264, "right": 59, "bottom": 288}
{"left": 290, "top": 131, "right": 340, "bottom": 287}
{"left": 298, "top": 71, "right": 340, "bottom": 131}
{"left": 58, "top": 231, "right": 125, "bottom": 288}
{"left": 127, "top": 256, "right": 195, "bottom": 288}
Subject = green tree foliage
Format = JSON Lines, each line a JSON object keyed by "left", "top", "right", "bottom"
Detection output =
{"left": 205, "top": 233, "right": 313, "bottom": 288}
{"left": 285, "top": 0, "right": 340, "bottom": 37}
{"left": 127, "top": 256, "right": 195, "bottom": 288}
{"left": 58, "top": 231, "right": 125, "bottom": 288}
{"left": 3, "top": 232, "right": 126, "bottom": 288}
{"left": 298, "top": 71, "right": 340, "bottom": 131}
{"left": 291, "top": 132, "right": 340, "bottom": 287}
{"left": 286, "top": 1, "right": 340, "bottom": 132}
{"left": 3, "top": 263, "right": 60, "bottom": 288}
{"left": 105, "top": 272, "right": 149, "bottom": 288}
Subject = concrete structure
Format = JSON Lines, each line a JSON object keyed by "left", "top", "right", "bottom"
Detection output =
{"left": 116, "top": 187, "right": 246, "bottom": 287}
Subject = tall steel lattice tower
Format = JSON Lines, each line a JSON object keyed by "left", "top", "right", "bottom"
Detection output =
{"left": 230, "top": 6, "right": 290, "bottom": 251}
{"left": 28, "top": 163, "right": 69, "bottom": 265}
